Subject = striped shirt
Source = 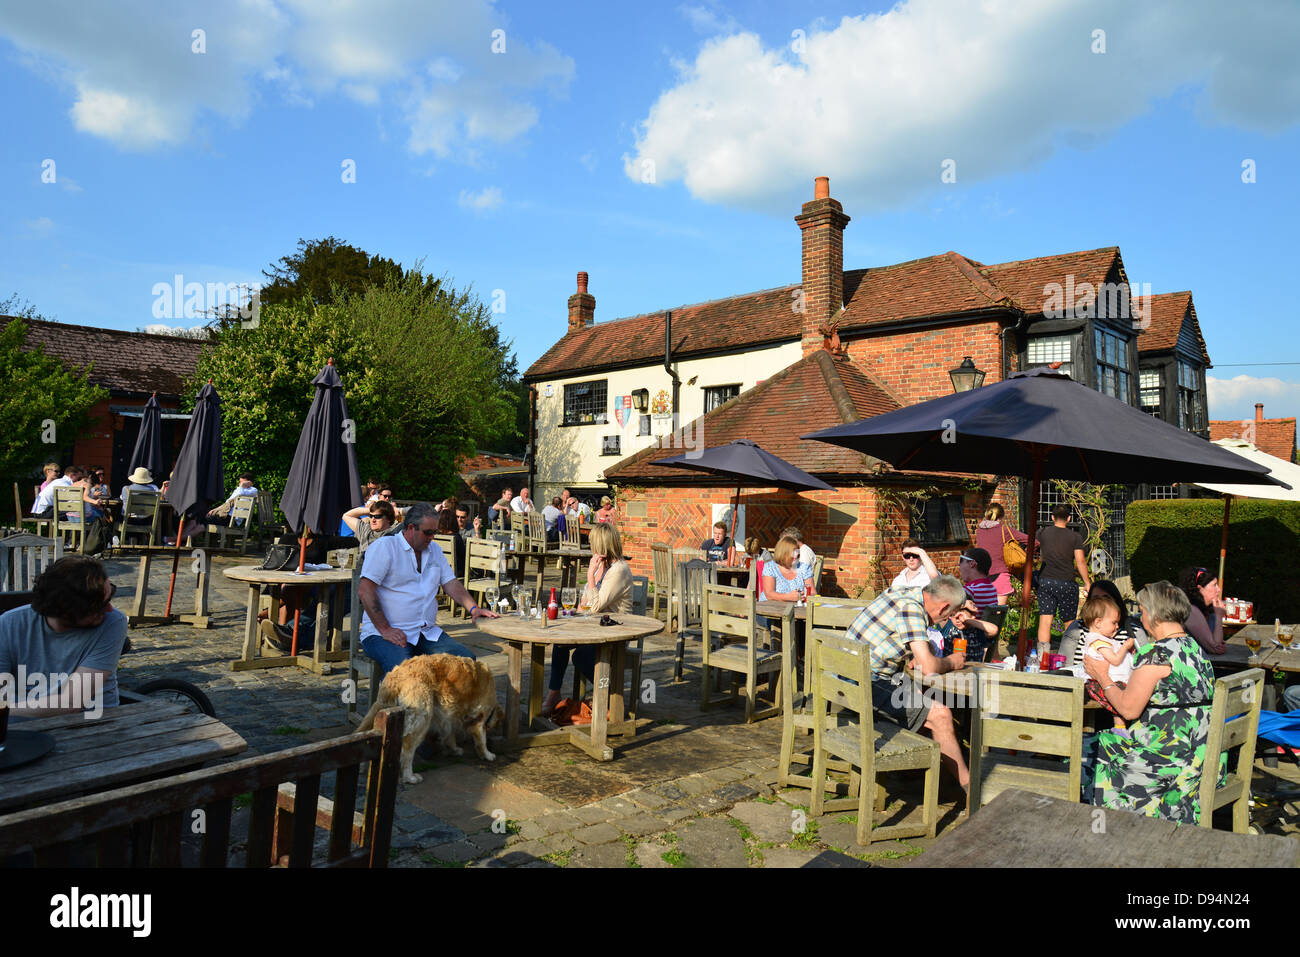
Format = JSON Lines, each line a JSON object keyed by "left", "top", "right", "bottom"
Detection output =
{"left": 965, "top": 578, "right": 998, "bottom": 609}
{"left": 846, "top": 587, "right": 932, "bottom": 680}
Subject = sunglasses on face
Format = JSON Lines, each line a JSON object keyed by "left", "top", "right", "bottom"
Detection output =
{"left": 380, "top": 493, "right": 392, "bottom": 499}
{"left": 903, "top": 553, "right": 920, "bottom": 560}
{"left": 418, "top": 527, "right": 437, "bottom": 537}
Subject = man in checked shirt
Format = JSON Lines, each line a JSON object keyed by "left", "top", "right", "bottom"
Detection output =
{"left": 846, "top": 575, "right": 971, "bottom": 789}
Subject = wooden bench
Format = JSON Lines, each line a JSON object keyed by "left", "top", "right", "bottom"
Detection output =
{"left": 0, "top": 708, "right": 405, "bottom": 867}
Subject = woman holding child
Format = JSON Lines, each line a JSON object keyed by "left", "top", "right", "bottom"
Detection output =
{"left": 1082, "top": 580, "right": 1224, "bottom": 824}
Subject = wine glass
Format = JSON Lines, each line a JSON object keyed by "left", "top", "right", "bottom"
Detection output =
{"left": 581, "top": 584, "right": 595, "bottom": 620}
{"left": 561, "top": 587, "right": 577, "bottom": 617}
{"left": 484, "top": 585, "right": 498, "bottom": 616}
{"left": 1245, "top": 633, "right": 1262, "bottom": 658}
{"left": 1281, "top": 626, "right": 1295, "bottom": 651}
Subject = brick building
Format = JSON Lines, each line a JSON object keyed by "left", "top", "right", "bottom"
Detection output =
{"left": 525, "top": 177, "right": 1215, "bottom": 592}
{"left": 1210, "top": 405, "right": 1297, "bottom": 463}
{"left": 2, "top": 317, "right": 207, "bottom": 505}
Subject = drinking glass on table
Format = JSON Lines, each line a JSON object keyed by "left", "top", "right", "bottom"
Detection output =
{"left": 512, "top": 583, "right": 527, "bottom": 618}
{"left": 1281, "top": 626, "right": 1295, "bottom": 650}
{"left": 1245, "top": 633, "right": 1262, "bottom": 658}
{"left": 561, "top": 587, "right": 577, "bottom": 617}
{"left": 485, "top": 585, "right": 498, "bottom": 615}
{"left": 580, "top": 584, "right": 595, "bottom": 620}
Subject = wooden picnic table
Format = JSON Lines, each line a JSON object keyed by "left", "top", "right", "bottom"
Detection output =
{"left": 475, "top": 612, "right": 664, "bottom": 761}
{"left": 224, "top": 564, "right": 353, "bottom": 675}
{"left": 908, "top": 787, "right": 1300, "bottom": 867}
{"left": 1, "top": 699, "right": 246, "bottom": 814}
{"left": 714, "top": 564, "right": 751, "bottom": 587}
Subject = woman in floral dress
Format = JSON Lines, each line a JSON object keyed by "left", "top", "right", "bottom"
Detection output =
{"left": 1082, "top": 580, "right": 1225, "bottom": 824}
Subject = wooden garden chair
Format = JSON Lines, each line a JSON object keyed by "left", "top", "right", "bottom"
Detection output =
{"left": 463, "top": 538, "right": 504, "bottom": 617}
{"left": 968, "top": 669, "right": 1084, "bottom": 812}
{"left": 53, "top": 486, "right": 87, "bottom": 553}
{"left": 700, "top": 583, "right": 782, "bottom": 722}
{"left": 1198, "top": 668, "right": 1264, "bottom": 833}
{"left": 650, "top": 542, "right": 676, "bottom": 624}
{"left": 121, "top": 489, "right": 163, "bottom": 546}
{"left": 779, "top": 595, "right": 873, "bottom": 790}
{"left": 672, "top": 558, "right": 714, "bottom": 681}
{"left": 0, "top": 533, "right": 63, "bottom": 592}
{"left": 346, "top": 553, "right": 382, "bottom": 725}
{"left": 207, "top": 496, "right": 256, "bottom": 553}
{"left": 808, "top": 627, "right": 941, "bottom": 844}
{"left": 13, "top": 483, "right": 48, "bottom": 537}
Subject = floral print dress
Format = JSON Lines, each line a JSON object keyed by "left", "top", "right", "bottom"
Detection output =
{"left": 1087, "top": 634, "right": 1226, "bottom": 825}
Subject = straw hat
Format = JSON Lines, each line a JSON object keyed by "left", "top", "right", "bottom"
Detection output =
{"left": 129, "top": 467, "right": 154, "bottom": 484}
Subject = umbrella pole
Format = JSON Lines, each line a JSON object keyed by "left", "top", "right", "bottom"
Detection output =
{"left": 1218, "top": 495, "right": 1232, "bottom": 594}
{"left": 290, "top": 526, "right": 309, "bottom": 657}
{"left": 1017, "top": 452, "right": 1045, "bottom": 670}
{"left": 730, "top": 484, "right": 741, "bottom": 564}
{"left": 164, "top": 519, "right": 184, "bottom": 618}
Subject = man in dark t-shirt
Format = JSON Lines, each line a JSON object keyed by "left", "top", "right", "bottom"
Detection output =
{"left": 1034, "top": 504, "right": 1091, "bottom": 658}
{"left": 700, "top": 521, "right": 731, "bottom": 563}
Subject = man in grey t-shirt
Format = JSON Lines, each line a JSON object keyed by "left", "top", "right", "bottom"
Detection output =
{"left": 0, "top": 556, "right": 126, "bottom": 715}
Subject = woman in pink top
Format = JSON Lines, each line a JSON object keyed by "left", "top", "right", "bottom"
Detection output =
{"left": 973, "top": 503, "right": 1028, "bottom": 606}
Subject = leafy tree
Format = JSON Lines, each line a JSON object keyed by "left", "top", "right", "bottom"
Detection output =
{"left": 193, "top": 270, "right": 517, "bottom": 510}
{"left": 0, "top": 317, "right": 108, "bottom": 517}
{"left": 259, "top": 237, "right": 407, "bottom": 308}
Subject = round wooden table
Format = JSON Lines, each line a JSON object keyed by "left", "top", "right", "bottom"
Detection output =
{"left": 475, "top": 612, "right": 664, "bottom": 761}
{"left": 224, "top": 565, "right": 354, "bottom": 674}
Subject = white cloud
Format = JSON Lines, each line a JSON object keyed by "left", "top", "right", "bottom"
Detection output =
{"left": 1208, "top": 374, "right": 1300, "bottom": 422}
{"left": 680, "top": 2, "right": 740, "bottom": 35}
{"left": 0, "top": 0, "right": 572, "bottom": 159}
{"left": 458, "top": 186, "right": 504, "bottom": 211}
{"left": 578, "top": 152, "right": 598, "bottom": 172}
{"left": 626, "top": 0, "right": 1300, "bottom": 213}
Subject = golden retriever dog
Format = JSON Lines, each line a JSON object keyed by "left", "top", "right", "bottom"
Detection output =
{"left": 358, "top": 654, "right": 504, "bottom": 785}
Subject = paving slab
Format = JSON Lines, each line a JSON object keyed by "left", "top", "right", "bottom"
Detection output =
{"left": 677, "top": 817, "right": 747, "bottom": 868}
{"left": 572, "top": 822, "right": 622, "bottom": 845}
{"left": 730, "top": 801, "right": 802, "bottom": 844}
{"left": 758, "top": 847, "right": 819, "bottom": 868}
{"left": 569, "top": 842, "right": 631, "bottom": 868}
{"left": 634, "top": 843, "right": 673, "bottom": 868}
{"left": 617, "top": 813, "right": 670, "bottom": 838}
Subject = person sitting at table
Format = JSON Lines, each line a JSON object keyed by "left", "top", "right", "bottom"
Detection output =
{"left": 32, "top": 465, "right": 81, "bottom": 520}
{"left": 512, "top": 487, "right": 534, "bottom": 513}
{"left": 81, "top": 467, "right": 112, "bottom": 523}
{"left": 941, "top": 597, "right": 1001, "bottom": 663}
{"left": 455, "top": 504, "right": 482, "bottom": 541}
{"left": 760, "top": 534, "right": 813, "bottom": 602}
{"left": 37, "top": 461, "right": 59, "bottom": 494}
{"left": 1081, "top": 580, "right": 1225, "bottom": 824}
{"left": 1076, "top": 590, "right": 1135, "bottom": 730}
{"left": 957, "top": 547, "right": 998, "bottom": 609}
{"left": 973, "top": 502, "right": 1028, "bottom": 605}
{"left": 206, "top": 473, "right": 258, "bottom": 526}
{"left": 595, "top": 495, "right": 615, "bottom": 524}
{"left": 436, "top": 506, "right": 467, "bottom": 576}
{"left": 890, "top": 539, "right": 938, "bottom": 591}
{"left": 341, "top": 498, "right": 397, "bottom": 553}
{"left": 543, "top": 496, "right": 565, "bottom": 543}
{"left": 541, "top": 522, "right": 632, "bottom": 717}
{"left": 846, "top": 575, "right": 971, "bottom": 789}
{"left": 1177, "top": 566, "right": 1227, "bottom": 656}
{"left": 356, "top": 503, "right": 495, "bottom": 680}
{"left": 0, "top": 556, "right": 126, "bottom": 714}
{"left": 119, "top": 466, "right": 159, "bottom": 507}
{"left": 782, "top": 526, "right": 816, "bottom": 570}
{"left": 488, "top": 487, "right": 513, "bottom": 525}
{"left": 1061, "top": 580, "right": 1147, "bottom": 670}
{"left": 701, "top": 521, "right": 731, "bottom": 563}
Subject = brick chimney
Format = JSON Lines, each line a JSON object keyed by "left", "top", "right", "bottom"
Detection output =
{"left": 568, "top": 271, "right": 595, "bottom": 333}
{"left": 1256, "top": 403, "right": 1264, "bottom": 423}
{"left": 795, "top": 176, "right": 850, "bottom": 356}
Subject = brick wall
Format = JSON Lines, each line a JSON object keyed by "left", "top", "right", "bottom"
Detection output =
{"left": 844, "top": 320, "right": 1006, "bottom": 405}
{"left": 611, "top": 479, "right": 1012, "bottom": 598}
{"left": 71, "top": 399, "right": 115, "bottom": 473}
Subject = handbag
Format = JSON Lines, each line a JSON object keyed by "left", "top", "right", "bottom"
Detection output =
{"left": 261, "top": 544, "right": 300, "bottom": 571}
{"left": 1000, "top": 523, "right": 1027, "bottom": 576}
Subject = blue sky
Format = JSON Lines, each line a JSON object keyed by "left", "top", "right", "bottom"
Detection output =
{"left": 2, "top": 0, "right": 1298, "bottom": 424}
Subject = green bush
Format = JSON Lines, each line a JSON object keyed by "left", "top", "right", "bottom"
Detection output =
{"left": 1125, "top": 499, "right": 1300, "bottom": 623}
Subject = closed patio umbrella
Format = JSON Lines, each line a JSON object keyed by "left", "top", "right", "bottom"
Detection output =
{"left": 804, "top": 368, "right": 1282, "bottom": 666}
{"left": 279, "top": 359, "right": 362, "bottom": 655}
{"left": 163, "top": 381, "right": 224, "bottom": 615}
{"left": 658, "top": 438, "right": 835, "bottom": 560}
{"left": 128, "top": 392, "right": 166, "bottom": 486}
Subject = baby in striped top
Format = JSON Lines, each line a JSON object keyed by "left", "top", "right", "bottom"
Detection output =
{"left": 1081, "top": 592, "right": 1135, "bottom": 730}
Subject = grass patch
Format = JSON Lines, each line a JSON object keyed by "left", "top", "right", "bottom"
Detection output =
{"left": 419, "top": 854, "right": 467, "bottom": 868}
{"left": 542, "top": 847, "right": 573, "bottom": 867}
{"left": 661, "top": 848, "right": 686, "bottom": 867}
{"left": 564, "top": 758, "right": 579, "bottom": 766}
{"left": 789, "top": 817, "right": 820, "bottom": 850}
{"left": 728, "top": 818, "right": 756, "bottom": 842}
{"left": 836, "top": 814, "right": 858, "bottom": 824}
{"left": 752, "top": 795, "right": 777, "bottom": 805}
{"left": 273, "top": 725, "right": 309, "bottom": 736}
{"left": 746, "top": 845, "right": 764, "bottom": 866}
{"left": 620, "top": 833, "right": 640, "bottom": 868}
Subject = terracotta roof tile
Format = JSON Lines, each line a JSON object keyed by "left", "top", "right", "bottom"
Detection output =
{"left": 458, "top": 453, "right": 525, "bottom": 473}
{"left": 604, "top": 350, "right": 900, "bottom": 480}
{"left": 975, "top": 247, "right": 1123, "bottom": 314}
{"left": 1209, "top": 419, "right": 1297, "bottom": 462}
{"left": 1137, "top": 292, "right": 1210, "bottom": 364}
{"left": 837, "top": 252, "right": 1013, "bottom": 331}
{"left": 0, "top": 316, "right": 207, "bottom": 398}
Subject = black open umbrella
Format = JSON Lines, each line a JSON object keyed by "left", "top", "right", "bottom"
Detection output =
{"left": 163, "top": 381, "right": 224, "bottom": 615}
{"left": 658, "top": 439, "right": 835, "bottom": 559}
{"left": 128, "top": 392, "right": 166, "bottom": 485}
{"left": 279, "top": 359, "right": 361, "bottom": 654}
{"left": 804, "top": 368, "right": 1282, "bottom": 665}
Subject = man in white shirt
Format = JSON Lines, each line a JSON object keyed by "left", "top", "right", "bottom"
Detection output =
{"left": 358, "top": 502, "right": 497, "bottom": 680}
{"left": 511, "top": 487, "right": 534, "bottom": 513}
{"left": 206, "top": 473, "right": 258, "bottom": 527}
{"left": 782, "top": 526, "right": 817, "bottom": 570}
{"left": 32, "top": 466, "right": 82, "bottom": 519}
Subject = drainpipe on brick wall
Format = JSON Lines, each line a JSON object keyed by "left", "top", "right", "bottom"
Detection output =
{"left": 664, "top": 310, "right": 680, "bottom": 435}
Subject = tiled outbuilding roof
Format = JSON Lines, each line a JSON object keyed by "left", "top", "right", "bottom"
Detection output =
{"left": 604, "top": 349, "right": 901, "bottom": 481}
{"left": 1138, "top": 291, "right": 1211, "bottom": 364}
{"left": 0, "top": 316, "right": 208, "bottom": 398}
{"left": 1209, "top": 419, "right": 1297, "bottom": 463}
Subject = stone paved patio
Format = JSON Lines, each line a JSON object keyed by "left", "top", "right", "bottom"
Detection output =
{"left": 107, "top": 552, "right": 1300, "bottom": 867}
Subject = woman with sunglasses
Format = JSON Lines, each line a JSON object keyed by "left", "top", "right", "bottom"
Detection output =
{"left": 890, "top": 539, "right": 938, "bottom": 591}
{"left": 1176, "top": 566, "right": 1227, "bottom": 656}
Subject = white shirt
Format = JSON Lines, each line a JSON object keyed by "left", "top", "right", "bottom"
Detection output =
{"left": 359, "top": 532, "right": 457, "bottom": 646}
{"left": 511, "top": 497, "right": 533, "bottom": 513}
{"left": 890, "top": 566, "right": 933, "bottom": 591}
{"left": 34, "top": 476, "right": 72, "bottom": 513}
{"left": 224, "top": 484, "right": 258, "bottom": 504}
{"left": 797, "top": 544, "right": 816, "bottom": 568}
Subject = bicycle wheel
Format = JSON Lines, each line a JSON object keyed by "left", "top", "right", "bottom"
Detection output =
{"left": 133, "top": 678, "right": 216, "bottom": 717}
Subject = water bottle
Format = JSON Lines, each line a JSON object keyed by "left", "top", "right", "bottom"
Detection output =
{"left": 1026, "top": 648, "right": 1040, "bottom": 673}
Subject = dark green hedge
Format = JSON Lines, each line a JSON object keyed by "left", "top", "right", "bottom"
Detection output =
{"left": 1125, "top": 499, "right": 1300, "bottom": 623}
